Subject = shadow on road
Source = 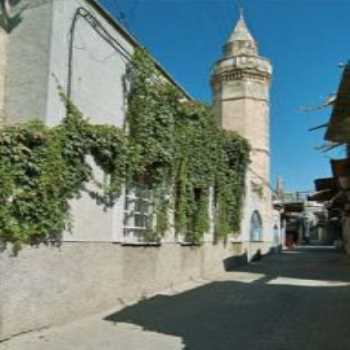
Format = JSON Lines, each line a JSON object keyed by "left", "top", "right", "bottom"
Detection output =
{"left": 104, "top": 248, "right": 350, "bottom": 350}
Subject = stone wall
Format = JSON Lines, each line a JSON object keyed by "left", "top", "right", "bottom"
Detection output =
{"left": 342, "top": 217, "right": 350, "bottom": 254}
{"left": 0, "top": 240, "right": 271, "bottom": 341}
{"left": 211, "top": 14, "right": 274, "bottom": 247}
{"left": 0, "top": 29, "right": 7, "bottom": 125}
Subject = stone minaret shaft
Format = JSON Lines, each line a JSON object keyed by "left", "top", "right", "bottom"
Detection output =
{"left": 211, "top": 13, "right": 273, "bottom": 236}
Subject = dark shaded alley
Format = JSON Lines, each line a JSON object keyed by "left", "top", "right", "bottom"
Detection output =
{"left": 104, "top": 247, "right": 350, "bottom": 350}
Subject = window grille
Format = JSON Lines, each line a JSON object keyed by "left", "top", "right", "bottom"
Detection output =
{"left": 123, "top": 183, "right": 156, "bottom": 243}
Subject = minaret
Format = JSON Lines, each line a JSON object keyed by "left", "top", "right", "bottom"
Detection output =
{"left": 275, "top": 177, "right": 284, "bottom": 200}
{"left": 211, "top": 11, "right": 273, "bottom": 243}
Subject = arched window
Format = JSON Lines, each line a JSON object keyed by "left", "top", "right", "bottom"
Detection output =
{"left": 250, "top": 210, "right": 263, "bottom": 241}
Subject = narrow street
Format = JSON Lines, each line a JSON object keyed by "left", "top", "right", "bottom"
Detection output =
{"left": 2, "top": 247, "right": 350, "bottom": 350}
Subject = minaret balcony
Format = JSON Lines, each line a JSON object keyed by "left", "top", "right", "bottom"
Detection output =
{"left": 213, "top": 55, "right": 272, "bottom": 76}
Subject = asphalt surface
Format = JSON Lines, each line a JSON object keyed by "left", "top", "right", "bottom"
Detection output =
{"left": 2, "top": 246, "right": 350, "bottom": 350}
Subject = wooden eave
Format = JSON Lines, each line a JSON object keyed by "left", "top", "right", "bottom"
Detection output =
{"left": 325, "top": 64, "right": 350, "bottom": 143}
{"left": 331, "top": 158, "right": 350, "bottom": 177}
{"left": 314, "top": 177, "right": 337, "bottom": 191}
{"left": 331, "top": 190, "right": 348, "bottom": 206}
{"left": 283, "top": 202, "right": 304, "bottom": 213}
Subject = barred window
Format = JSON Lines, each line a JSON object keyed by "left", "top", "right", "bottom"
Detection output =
{"left": 123, "top": 183, "right": 155, "bottom": 243}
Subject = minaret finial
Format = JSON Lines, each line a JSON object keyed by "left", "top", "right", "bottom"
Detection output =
{"left": 224, "top": 0, "right": 257, "bottom": 56}
{"left": 236, "top": 0, "right": 244, "bottom": 18}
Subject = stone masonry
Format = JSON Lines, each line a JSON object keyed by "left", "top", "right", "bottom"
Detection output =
{"left": 211, "top": 13, "right": 274, "bottom": 245}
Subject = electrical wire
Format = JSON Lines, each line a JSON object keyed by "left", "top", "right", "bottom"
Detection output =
{"left": 67, "top": 6, "right": 132, "bottom": 98}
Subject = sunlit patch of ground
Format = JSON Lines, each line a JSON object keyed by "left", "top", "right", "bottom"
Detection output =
{"left": 267, "top": 277, "right": 350, "bottom": 287}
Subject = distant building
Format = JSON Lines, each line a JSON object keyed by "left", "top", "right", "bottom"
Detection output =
{"left": 311, "top": 63, "right": 350, "bottom": 252}
{"left": 279, "top": 192, "right": 328, "bottom": 246}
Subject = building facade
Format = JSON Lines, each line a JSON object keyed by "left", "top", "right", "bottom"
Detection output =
{"left": 310, "top": 63, "right": 350, "bottom": 253}
{"left": 211, "top": 13, "right": 275, "bottom": 250}
{"left": 0, "top": 2, "right": 277, "bottom": 340}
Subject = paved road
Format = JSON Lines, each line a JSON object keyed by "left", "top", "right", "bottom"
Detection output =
{"left": 2, "top": 246, "right": 350, "bottom": 350}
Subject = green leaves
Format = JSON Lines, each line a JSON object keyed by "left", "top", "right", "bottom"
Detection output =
{"left": 128, "top": 49, "right": 250, "bottom": 243}
{"left": 127, "top": 50, "right": 178, "bottom": 187}
{"left": 0, "top": 101, "right": 129, "bottom": 251}
{"left": 0, "top": 48, "right": 250, "bottom": 251}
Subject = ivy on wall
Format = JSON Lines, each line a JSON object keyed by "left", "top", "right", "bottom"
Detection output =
{"left": 127, "top": 50, "right": 250, "bottom": 242}
{"left": 0, "top": 48, "right": 250, "bottom": 251}
{"left": 0, "top": 98, "right": 130, "bottom": 252}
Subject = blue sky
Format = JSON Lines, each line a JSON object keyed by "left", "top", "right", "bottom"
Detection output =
{"left": 100, "top": 0, "right": 349, "bottom": 192}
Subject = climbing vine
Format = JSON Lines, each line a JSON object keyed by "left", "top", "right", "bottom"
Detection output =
{"left": 0, "top": 98, "right": 130, "bottom": 252}
{"left": 0, "top": 48, "right": 250, "bottom": 251}
{"left": 127, "top": 49, "right": 250, "bottom": 243}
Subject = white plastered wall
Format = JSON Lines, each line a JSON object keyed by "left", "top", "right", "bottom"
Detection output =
{"left": 46, "top": 0, "right": 134, "bottom": 242}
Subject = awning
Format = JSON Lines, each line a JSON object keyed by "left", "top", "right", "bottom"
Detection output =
{"left": 308, "top": 189, "right": 335, "bottom": 202}
{"left": 283, "top": 202, "right": 304, "bottom": 213}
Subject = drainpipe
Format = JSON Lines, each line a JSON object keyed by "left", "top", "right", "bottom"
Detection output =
{"left": 0, "top": 0, "right": 9, "bottom": 125}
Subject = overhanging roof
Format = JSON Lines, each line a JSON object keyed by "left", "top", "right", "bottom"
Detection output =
{"left": 325, "top": 63, "right": 350, "bottom": 143}
{"left": 330, "top": 190, "right": 348, "bottom": 208}
{"left": 331, "top": 158, "right": 350, "bottom": 177}
{"left": 312, "top": 160, "right": 350, "bottom": 210}
{"left": 283, "top": 202, "right": 304, "bottom": 213}
{"left": 314, "top": 177, "right": 337, "bottom": 191}
{"left": 308, "top": 189, "right": 335, "bottom": 202}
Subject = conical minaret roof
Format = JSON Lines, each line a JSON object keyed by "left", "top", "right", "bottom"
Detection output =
{"left": 228, "top": 13, "right": 255, "bottom": 42}
{"left": 223, "top": 12, "right": 258, "bottom": 57}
